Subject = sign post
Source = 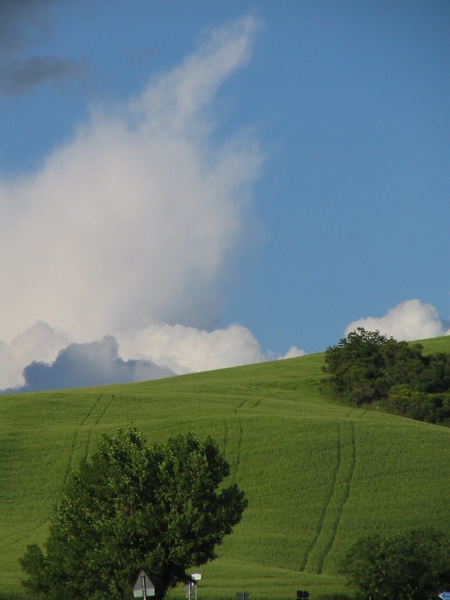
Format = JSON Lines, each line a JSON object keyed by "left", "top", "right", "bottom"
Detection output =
{"left": 185, "top": 573, "right": 201, "bottom": 600}
{"left": 133, "top": 570, "right": 155, "bottom": 599}
{"left": 439, "top": 593, "right": 450, "bottom": 600}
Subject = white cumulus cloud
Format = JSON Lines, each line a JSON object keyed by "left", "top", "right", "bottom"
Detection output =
{"left": 0, "top": 15, "right": 262, "bottom": 344}
{"left": 117, "top": 323, "right": 266, "bottom": 375}
{"left": 279, "top": 346, "right": 305, "bottom": 360}
{"left": 0, "top": 17, "right": 270, "bottom": 387}
{"left": 345, "top": 299, "right": 450, "bottom": 341}
{"left": 0, "top": 16, "right": 306, "bottom": 392}
{"left": 0, "top": 321, "right": 70, "bottom": 389}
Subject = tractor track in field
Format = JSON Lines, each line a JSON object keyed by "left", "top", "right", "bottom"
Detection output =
{"left": 298, "top": 421, "right": 341, "bottom": 572}
{"left": 316, "top": 421, "right": 356, "bottom": 573}
{"left": 232, "top": 416, "right": 244, "bottom": 482}
{"left": 61, "top": 393, "right": 107, "bottom": 485}
{"left": 81, "top": 394, "right": 115, "bottom": 461}
{"left": 222, "top": 399, "right": 248, "bottom": 484}
{"left": 301, "top": 420, "right": 356, "bottom": 573}
{"left": 2, "top": 394, "right": 115, "bottom": 550}
{"left": 232, "top": 397, "right": 251, "bottom": 481}
{"left": 222, "top": 418, "right": 229, "bottom": 457}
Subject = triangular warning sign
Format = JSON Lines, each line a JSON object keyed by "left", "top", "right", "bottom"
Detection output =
{"left": 133, "top": 570, "right": 155, "bottom": 598}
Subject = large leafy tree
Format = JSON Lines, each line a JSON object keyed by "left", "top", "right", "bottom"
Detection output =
{"left": 21, "top": 427, "right": 247, "bottom": 600}
{"left": 342, "top": 529, "right": 450, "bottom": 600}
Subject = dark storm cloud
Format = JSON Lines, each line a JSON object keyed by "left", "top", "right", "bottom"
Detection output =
{"left": 0, "top": 0, "right": 87, "bottom": 94}
{"left": 3, "top": 336, "right": 174, "bottom": 393}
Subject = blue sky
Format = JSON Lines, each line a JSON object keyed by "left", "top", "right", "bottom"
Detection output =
{"left": 1, "top": 1, "right": 449, "bottom": 391}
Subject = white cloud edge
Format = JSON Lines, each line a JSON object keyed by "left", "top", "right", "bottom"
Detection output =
{"left": 1, "top": 297, "right": 449, "bottom": 391}
{"left": 345, "top": 298, "right": 450, "bottom": 341}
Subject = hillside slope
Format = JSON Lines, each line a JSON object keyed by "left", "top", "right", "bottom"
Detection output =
{"left": 1, "top": 337, "right": 450, "bottom": 598}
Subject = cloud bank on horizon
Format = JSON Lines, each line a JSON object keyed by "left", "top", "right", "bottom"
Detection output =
{"left": 345, "top": 299, "right": 450, "bottom": 342}
{"left": 0, "top": 12, "right": 448, "bottom": 393}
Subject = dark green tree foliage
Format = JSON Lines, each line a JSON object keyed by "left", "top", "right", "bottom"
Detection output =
{"left": 342, "top": 528, "right": 450, "bottom": 600}
{"left": 323, "top": 328, "right": 393, "bottom": 404}
{"left": 20, "top": 428, "right": 247, "bottom": 600}
{"left": 323, "top": 327, "right": 450, "bottom": 424}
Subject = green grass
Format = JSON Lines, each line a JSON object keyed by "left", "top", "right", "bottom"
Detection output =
{"left": 1, "top": 337, "right": 450, "bottom": 599}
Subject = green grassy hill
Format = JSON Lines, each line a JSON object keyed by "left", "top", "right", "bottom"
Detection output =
{"left": 1, "top": 336, "right": 450, "bottom": 599}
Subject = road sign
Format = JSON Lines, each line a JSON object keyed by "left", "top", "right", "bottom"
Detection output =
{"left": 133, "top": 570, "right": 155, "bottom": 598}
{"left": 439, "top": 593, "right": 450, "bottom": 600}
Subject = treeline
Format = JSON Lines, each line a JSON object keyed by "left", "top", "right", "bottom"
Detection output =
{"left": 323, "top": 328, "right": 450, "bottom": 425}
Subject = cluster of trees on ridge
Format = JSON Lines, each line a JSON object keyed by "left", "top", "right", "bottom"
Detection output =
{"left": 323, "top": 327, "right": 450, "bottom": 425}
{"left": 20, "top": 427, "right": 450, "bottom": 600}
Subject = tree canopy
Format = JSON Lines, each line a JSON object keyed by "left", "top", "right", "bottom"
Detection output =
{"left": 342, "top": 528, "right": 450, "bottom": 600}
{"left": 323, "top": 327, "right": 450, "bottom": 424}
{"left": 21, "top": 427, "right": 247, "bottom": 600}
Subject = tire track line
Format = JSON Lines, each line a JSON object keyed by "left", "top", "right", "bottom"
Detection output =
{"left": 82, "top": 394, "right": 115, "bottom": 461}
{"left": 226, "top": 399, "right": 246, "bottom": 483}
{"left": 299, "top": 422, "right": 341, "bottom": 572}
{"left": 302, "top": 421, "right": 356, "bottom": 573}
{"left": 317, "top": 421, "right": 356, "bottom": 573}
{"left": 62, "top": 393, "right": 104, "bottom": 484}
{"left": 232, "top": 417, "right": 243, "bottom": 482}
{"left": 222, "top": 418, "right": 229, "bottom": 458}
{"left": 3, "top": 393, "right": 113, "bottom": 549}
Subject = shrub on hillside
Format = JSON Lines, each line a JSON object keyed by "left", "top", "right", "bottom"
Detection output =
{"left": 342, "top": 528, "right": 450, "bottom": 600}
{"left": 323, "top": 328, "right": 450, "bottom": 425}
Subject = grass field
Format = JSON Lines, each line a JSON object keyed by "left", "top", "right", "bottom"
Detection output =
{"left": 1, "top": 336, "right": 450, "bottom": 599}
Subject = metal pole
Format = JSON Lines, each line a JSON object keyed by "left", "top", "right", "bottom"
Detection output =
{"left": 141, "top": 572, "right": 147, "bottom": 600}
